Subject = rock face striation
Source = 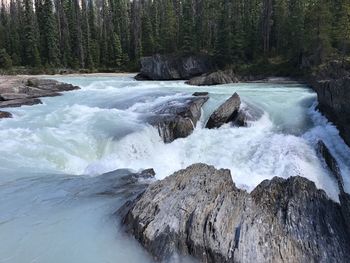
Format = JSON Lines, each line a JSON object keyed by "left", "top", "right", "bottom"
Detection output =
{"left": 186, "top": 69, "right": 239, "bottom": 86}
{"left": 0, "top": 76, "right": 79, "bottom": 118}
{"left": 135, "top": 54, "right": 213, "bottom": 80}
{"left": 148, "top": 94, "right": 209, "bottom": 143}
{"left": 120, "top": 163, "right": 350, "bottom": 263}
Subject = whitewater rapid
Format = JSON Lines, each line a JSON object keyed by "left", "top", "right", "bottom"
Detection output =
{"left": 1, "top": 75, "right": 349, "bottom": 263}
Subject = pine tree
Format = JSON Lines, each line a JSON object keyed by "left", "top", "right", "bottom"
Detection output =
{"left": 23, "top": 0, "right": 41, "bottom": 67}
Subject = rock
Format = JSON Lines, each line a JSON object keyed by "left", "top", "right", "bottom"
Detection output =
{"left": 0, "top": 98, "right": 42, "bottom": 108}
{"left": 186, "top": 69, "right": 239, "bottom": 86}
{"left": 192, "top": 92, "right": 209, "bottom": 96}
{"left": 206, "top": 93, "right": 241, "bottom": 129}
{"left": 312, "top": 77, "right": 350, "bottom": 147}
{"left": 27, "top": 78, "right": 80, "bottom": 92}
{"left": 136, "top": 54, "right": 213, "bottom": 80}
{"left": 149, "top": 96, "right": 209, "bottom": 143}
{"left": 119, "top": 163, "right": 350, "bottom": 263}
{"left": 316, "top": 140, "right": 344, "bottom": 192}
{"left": 0, "top": 110, "right": 12, "bottom": 118}
{"left": 139, "top": 168, "right": 156, "bottom": 179}
{"left": 0, "top": 76, "right": 79, "bottom": 109}
{"left": 316, "top": 140, "right": 350, "bottom": 232}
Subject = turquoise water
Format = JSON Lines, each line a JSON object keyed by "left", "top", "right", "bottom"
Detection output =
{"left": 0, "top": 75, "right": 349, "bottom": 263}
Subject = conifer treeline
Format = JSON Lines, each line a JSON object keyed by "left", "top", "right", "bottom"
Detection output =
{"left": 0, "top": 0, "right": 349, "bottom": 71}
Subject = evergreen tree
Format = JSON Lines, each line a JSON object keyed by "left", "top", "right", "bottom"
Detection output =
{"left": 23, "top": 0, "right": 41, "bottom": 67}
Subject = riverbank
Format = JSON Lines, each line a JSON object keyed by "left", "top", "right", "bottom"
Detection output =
{"left": 0, "top": 75, "right": 80, "bottom": 118}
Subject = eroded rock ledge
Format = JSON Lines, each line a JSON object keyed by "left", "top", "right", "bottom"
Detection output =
{"left": 119, "top": 163, "right": 350, "bottom": 263}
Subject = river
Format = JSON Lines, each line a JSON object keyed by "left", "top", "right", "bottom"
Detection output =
{"left": 0, "top": 75, "right": 349, "bottom": 262}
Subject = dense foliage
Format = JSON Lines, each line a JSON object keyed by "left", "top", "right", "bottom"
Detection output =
{"left": 0, "top": 0, "right": 349, "bottom": 72}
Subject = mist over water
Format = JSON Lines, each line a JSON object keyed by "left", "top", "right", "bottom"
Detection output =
{"left": 0, "top": 75, "right": 349, "bottom": 262}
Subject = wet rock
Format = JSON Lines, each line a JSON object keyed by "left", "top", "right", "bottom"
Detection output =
{"left": 186, "top": 69, "right": 239, "bottom": 86}
{"left": 149, "top": 96, "right": 209, "bottom": 143}
{"left": 316, "top": 140, "right": 344, "bottom": 192}
{"left": 0, "top": 98, "right": 42, "bottom": 108}
{"left": 316, "top": 140, "right": 350, "bottom": 232}
{"left": 206, "top": 93, "right": 241, "bottom": 129}
{"left": 192, "top": 92, "right": 209, "bottom": 97}
{"left": 312, "top": 77, "right": 350, "bottom": 147}
{"left": 0, "top": 110, "right": 12, "bottom": 118}
{"left": 120, "top": 163, "right": 350, "bottom": 263}
{"left": 136, "top": 54, "right": 213, "bottom": 80}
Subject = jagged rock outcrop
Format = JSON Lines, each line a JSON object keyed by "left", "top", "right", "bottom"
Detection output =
{"left": 120, "top": 163, "right": 350, "bottom": 263}
{"left": 312, "top": 77, "right": 350, "bottom": 147}
{"left": 206, "top": 93, "right": 241, "bottom": 129}
{"left": 0, "top": 110, "right": 12, "bottom": 118}
{"left": 0, "top": 77, "right": 79, "bottom": 108}
{"left": 316, "top": 140, "right": 350, "bottom": 232}
{"left": 309, "top": 60, "right": 350, "bottom": 147}
{"left": 135, "top": 54, "right": 213, "bottom": 80}
{"left": 148, "top": 95, "right": 209, "bottom": 143}
{"left": 186, "top": 69, "right": 239, "bottom": 86}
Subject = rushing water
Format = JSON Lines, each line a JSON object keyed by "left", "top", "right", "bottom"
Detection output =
{"left": 1, "top": 75, "right": 350, "bottom": 263}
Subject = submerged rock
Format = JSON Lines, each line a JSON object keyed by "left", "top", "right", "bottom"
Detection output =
{"left": 0, "top": 110, "right": 12, "bottom": 118}
{"left": 206, "top": 93, "right": 241, "bottom": 129}
{"left": 149, "top": 95, "right": 209, "bottom": 143}
{"left": 119, "top": 163, "right": 350, "bottom": 263}
{"left": 136, "top": 54, "right": 213, "bottom": 80}
{"left": 186, "top": 69, "right": 239, "bottom": 86}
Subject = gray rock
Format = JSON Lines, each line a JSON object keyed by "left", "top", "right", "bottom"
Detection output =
{"left": 316, "top": 140, "right": 344, "bottom": 192}
{"left": 0, "top": 110, "right": 12, "bottom": 118}
{"left": 0, "top": 98, "right": 42, "bottom": 108}
{"left": 192, "top": 92, "right": 209, "bottom": 97}
{"left": 206, "top": 93, "right": 241, "bottom": 129}
{"left": 0, "top": 77, "right": 79, "bottom": 109}
{"left": 309, "top": 60, "right": 350, "bottom": 147}
{"left": 186, "top": 70, "right": 239, "bottom": 86}
{"left": 316, "top": 140, "right": 350, "bottom": 232}
{"left": 149, "top": 96, "right": 209, "bottom": 143}
{"left": 120, "top": 163, "right": 350, "bottom": 263}
{"left": 136, "top": 54, "right": 213, "bottom": 80}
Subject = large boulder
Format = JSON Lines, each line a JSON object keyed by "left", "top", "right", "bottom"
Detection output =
{"left": 149, "top": 95, "right": 209, "bottom": 143}
{"left": 186, "top": 69, "right": 239, "bottom": 86}
{"left": 119, "top": 163, "right": 350, "bottom": 263}
{"left": 135, "top": 54, "right": 213, "bottom": 80}
{"left": 206, "top": 93, "right": 241, "bottom": 129}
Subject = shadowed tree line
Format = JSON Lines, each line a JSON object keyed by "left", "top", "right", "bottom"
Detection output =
{"left": 0, "top": 0, "right": 349, "bottom": 72}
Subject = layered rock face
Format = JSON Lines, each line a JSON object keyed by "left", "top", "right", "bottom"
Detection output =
{"left": 312, "top": 77, "right": 350, "bottom": 147}
{"left": 120, "top": 163, "right": 350, "bottom": 263}
{"left": 186, "top": 69, "right": 239, "bottom": 86}
{"left": 310, "top": 61, "right": 350, "bottom": 147}
{"left": 135, "top": 54, "right": 213, "bottom": 80}
{"left": 148, "top": 95, "right": 209, "bottom": 143}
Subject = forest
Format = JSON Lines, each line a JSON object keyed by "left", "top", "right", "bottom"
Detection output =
{"left": 0, "top": 0, "right": 349, "bottom": 73}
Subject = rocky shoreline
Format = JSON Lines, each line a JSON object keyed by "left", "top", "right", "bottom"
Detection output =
{"left": 0, "top": 76, "right": 79, "bottom": 119}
